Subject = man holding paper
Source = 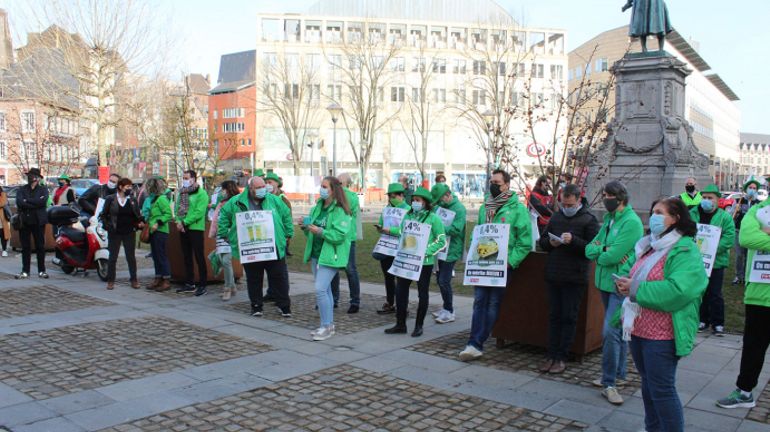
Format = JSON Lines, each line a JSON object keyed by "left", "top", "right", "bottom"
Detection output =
{"left": 689, "top": 184, "right": 735, "bottom": 337}
{"left": 431, "top": 183, "right": 467, "bottom": 324}
{"left": 373, "top": 183, "right": 411, "bottom": 314}
{"left": 459, "top": 169, "right": 531, "bottom": 361}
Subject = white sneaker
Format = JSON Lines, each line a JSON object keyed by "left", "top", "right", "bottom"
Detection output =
{"left": 601, "top": 386, "right": 624, "bottom": 405}
{"left": 435, "top": 310, "right": 456, "bottom": 324}
{"left": 458, "top": 345, "right": 483, "bottom": 361}
{"left": 1, "top": 250, "right": 7, "bottom": 257}
{"left": 431, "top": 308, "right": 447, "bottom": 318}
{"left": 312, "top": 325, "right": 335, "bottom": 341}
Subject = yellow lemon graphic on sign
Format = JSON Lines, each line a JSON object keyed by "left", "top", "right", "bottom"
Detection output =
{"left": 477, "top": 238, "right": 499, "bottom": 261}
{"left": 403, "top": 235, "right": 418, "bottom": 252}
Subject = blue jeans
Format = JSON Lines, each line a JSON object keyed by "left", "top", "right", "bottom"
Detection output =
{"left": 467, "top": 286, "right": 505, "bottom": 351}
{"left": 219, "top": 252, "right": 235, "bottom": 289}
{"left": 601, "top": 291, "right": 628, "bottom": 387}
{"left": 331, "top": 242, "right": 361, "bottom": 306}
{"left": 150, "top": 231, "right": 170, "bottom": 277}
{"left": 630, "top": 337, "right": 683, "bottom": 432}
{"left": 311, "top": 258, "right": 339, "bottom": 327}
{"left": 436, "top": 260, "right": 456, "bottom": 313}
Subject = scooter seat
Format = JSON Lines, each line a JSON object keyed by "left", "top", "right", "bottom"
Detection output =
{"left": 60, "top": 227, "right": 87, "bottom": 243}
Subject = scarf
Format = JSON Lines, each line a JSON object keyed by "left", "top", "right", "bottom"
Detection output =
{"left": 177, "top": 184, "right": 199, "bottom": 219}
{"left": 621, "top": 230, "right": 682, "bottom": 341}
{"left": 54, "top": 185, "right": 69, "bottom": 204}
{"left": 484, "top": 190, "right": 513, "bottom": 223}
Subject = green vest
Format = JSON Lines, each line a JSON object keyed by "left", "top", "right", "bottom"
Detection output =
{"left": 680, "top": 191, "right": 702, "bottom": 208}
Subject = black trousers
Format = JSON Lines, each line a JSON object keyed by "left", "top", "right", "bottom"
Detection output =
{"left": 180, "top": 229, "right": 207, "bottom": 286}
{"left": 737, "top": 304, "right": 770, "bottom": 392}
{"left": 700, "top": 267, "right": 725, "bottom": 328}
{"left": 243, "top": 258, "right": 290, "bottom": 309}
{"left": 20, "top": 224, "right": 46, "bottom": 274}
{"left": 395, "top": 265, "right": 433, "bottom": 327}
{"left": 107, "top": 232, "right": 137, "bottom": 282}
{"left": 0, "top": 229, "right": 7, "bottom": 250}
{"left": 546, "top": 281, "right": 586, "bottom": 361}
{"left": 379, "top": 256, "right": 396, "bottom": 306}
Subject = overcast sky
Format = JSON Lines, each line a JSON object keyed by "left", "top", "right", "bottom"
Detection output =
{"left": 2, "top": 0, "right": 768, "bottom": 134}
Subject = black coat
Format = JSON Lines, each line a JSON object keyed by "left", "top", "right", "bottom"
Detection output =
{"left": 539, "top": 204, "right": 600, "bottom": 284}
{"left": 78, "top": 184, "right": 117, "bottom": 215}
{"left": 16, "top": 184, "right": 49, "bottom": 226}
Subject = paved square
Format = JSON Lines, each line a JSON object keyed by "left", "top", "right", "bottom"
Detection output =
{"left": 749, "top": 378, "right": 770, "bottom": 424}
{"left": 100, "top": 365, "right": 588, "bottom": 431}
{"left": 0, "top": 285, "right": 114, "bottom": 319}
{"left": 408, "top": 331, "right": 642, "bottom": 396}
{"left": 0, "top": 317, "right": 271, "bottom": 400}
{"left": 226, "top": 292, "right": 414, "bottom": 334}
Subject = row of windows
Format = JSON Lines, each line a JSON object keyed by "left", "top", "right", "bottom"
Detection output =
{"left": 222, "top": 122, "right": 245, "bottom": 133}
{"left": 568, "top": 58, "right": 610, "bottom": 81}
{"left": 0, "top": 140, "right": 77, "bottom": 162}
{"left": 0, "top": 112, "right": 78, "bottom": 136}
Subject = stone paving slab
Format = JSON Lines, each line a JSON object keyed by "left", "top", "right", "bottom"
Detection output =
{"left": 407, "top": 330, "right": 642, "bottom": 396}
{"left": 0, "top": 316, "right": 272, "bottom": 400}
{"left": 0, "top": 285, "right": 114, "bottom": 319}
{"left": 100, "top": 365, "right": 589, "bottom": 432}
{"left": 749, "top": 377, "right": 770, "bottom": 424}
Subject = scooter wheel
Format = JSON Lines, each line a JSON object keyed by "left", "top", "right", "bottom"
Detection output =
{"left": 96, "top": 258, "right": 109, "bottom": 282}
{"left": 61, "top": 265, "right": 75, "bottom": 275}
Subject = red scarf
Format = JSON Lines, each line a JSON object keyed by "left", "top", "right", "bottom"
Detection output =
{"left": 54, "top": 185, "right": 69, "bottom": 204}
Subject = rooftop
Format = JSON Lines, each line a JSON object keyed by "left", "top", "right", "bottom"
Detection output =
{"left": 210, "top": 50, "right": 256, "bottom": 95}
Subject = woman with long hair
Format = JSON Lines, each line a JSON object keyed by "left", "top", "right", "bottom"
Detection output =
{"left": 144, "top": 178, "right": 173, "bottom": 291}
{"left": 301, "top": 176, "right": 352, "bottom": 341}
{"left": 209, "top": 180, "right": 240, "bottom": 300}
{"left": 101, "top": 178, "right": 144, "bottom": 290}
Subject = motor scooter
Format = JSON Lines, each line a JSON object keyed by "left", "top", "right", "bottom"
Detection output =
{"left": 47, "top": 206, "right": 109, "bottom": 281}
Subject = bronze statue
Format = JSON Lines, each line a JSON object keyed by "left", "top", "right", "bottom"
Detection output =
{"left": 622, "top": 0, "right": 673, "bottom": 53}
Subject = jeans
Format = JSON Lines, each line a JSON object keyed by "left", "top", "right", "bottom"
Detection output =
{"left": 395, "top": 265, "right": 433, "bottom": 327}
{"left": 737, "top": 304, "right": 770, "bottom": 392}
{"left": 243, "top": 258, "right": 290, "bottom": 309}
{"left": 547, "top": 281, "right": 586, "bottom": 361}
{"left": 220, "top": 252, "right": 235, "bottom": 289}
{"left": 735, "top": 231, "right": 747, "bottom": 281}
{"left": 630, "top": 336, "right": 683, "bottom": 432}
{"left": 107, "top": 232, "right": 137, "bottom": 282}
{"left": 373, "top": 253, "right": 396, "bottom": 306}
{"left": 601, "top": 290, "right": 628, "bottom": 387}
{"left": 149, "top": 231, "right": 170, "bottom": 278}
{"left": 20, "top": 224, "right": 46, "bottom": 273}
{"left": 311, "top": 258, "right": 339, "bottom": 327}
{"left": 180, "top": 229, "right": 207, "bottom": 287}
{"left": 467, "top": 285, "right": 506, "bottom": 351}
{"left": 700, "top": 267, "right": 725, "bottom": 328}
{"left": 436, "top": 260, "right": 456, "bottom": 313}
{"left": 331, "top": 242, "right": 361, "bottom": 306}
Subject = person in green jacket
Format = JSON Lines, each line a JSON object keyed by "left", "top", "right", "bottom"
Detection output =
{"left": 374, "top": 183, "right": 412, "bottom": 314}
{"left": 716, "top": 197, "right": 770, "bottom": 409}
{"left": 301, "top": 176, "right": 352, "bottom": 341}
{"left": 584, "top": 180, "right": 644, "bottom": 405}
{"left": 459, "top": 169, "right": 531, "bottom": 360}
{"left": 680, "top": 177, "right": 702, "bottom": 209}
{"left": 144, "top": 177, "right": 173, "bottom": 292}
{"left": 218, "top": 176, "right": 294, "bottom": 317}
{"left": 174, "top": 170, "right": 210, "bottom": 296}
{"left": 689, "top": 184, "right": 735, "bottom": 336}
{"left": 430, "top": 183, "right": 466, "bottom": 324}
{"left": 383, "top": 187, "right": 446, "bottom": 337}
{"left": 615, "top": 197, "right": 707, "bottom": 432}
{"left": 330, "top": 173, "right": 362, "bottom": 313}
{"left": 264, "top": 171, "right": 293, "bottom": 300}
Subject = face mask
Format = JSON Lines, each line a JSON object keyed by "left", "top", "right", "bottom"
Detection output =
{"left": 562, "top": 204, "right": 581, "bottom": 217}
{"left": 182, "top": 179, "right": 192, "bottom": 188}
{"left": 700, "top": 199, "right": 715, "bottom": 212}
{"left": 58, "top": 181, "right": 65, "bottom": 187}
{"left": 389, "top": 197, "right": 402, "bottom": 207}
{"left": 411, "top": 201, "right": 423, "bottom": 212}
{"left": 254, "top": 187, "right": 267, "bottom": 199}
{"left": 748, "top": 189, "right": 758, "bottom": 199}
{"left": 319, "top": 187, "right": 330, "bottom": 199}
{"left": 685, "top": 185, "right": 696, "bottom": 193}
{"left": 28, "top": 175, "right": 37, "bottom": 184}
{"left": 266, "top": 184, "right": 274, "bottom": 193}
{"left": 490, "top": 183, "right": 502, "bottom": 198}
{"left": 649, "top": 214, "right": 667, "bottom": 236}
{"left": 603, "top": 198, "right": 619, "bottom": 213}
{"left": 107, "top": 181, "right": 117, "bottom": 189}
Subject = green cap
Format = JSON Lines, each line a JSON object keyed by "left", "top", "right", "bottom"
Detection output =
{"left": 253, "top": 169, "right": 265, "bottom": 178}
{"left": 431, "top": 183, "right": 450, "bottom": 204}
{"left": 387, "top": 183, "right": 405, "bottom": 194}
{"left": 701, "top": 184, "right": 721, "bottom": 198}
{"left": 265, "top": 172, "right": 282, "bottom": 187}
{"left": 412, "top": 187, "right": 433, "bottom": 203}
{"left": 58, "top": 174, "right": 71, "bottom": 181}
{"left": 743, "top": 179, "right": 761, "bottom": 192}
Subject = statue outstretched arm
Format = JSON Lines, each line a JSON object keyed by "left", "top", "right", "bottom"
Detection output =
{"left": 622, "top": 0, "right": 633, "bottom": 12}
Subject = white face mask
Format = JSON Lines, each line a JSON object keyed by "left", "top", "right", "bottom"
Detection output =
{"left": 106, "top": 181, "right": 116, "bottom": 189}
{"left": 266, "top": 184, "right": 274, "bottom": 193}
{"left": 182, "top": 179, "right": 192, "bottom": 188}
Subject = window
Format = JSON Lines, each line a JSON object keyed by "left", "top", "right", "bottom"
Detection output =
{"left": 432, "top": 58, "right": 446, "bottom": 74}
{"left": 494, "top": 61, "right": 506, "bottom": 76}
{"left": 326, "top": 84, "right": 342, "bottom": 100}
{"left": 0, "top": 112, "right": 6, "bottom": 132}
{"left": 472, "top": 89, "right": 486, "bottom": 106}
{"left": 550, "top": 65, "right": 564, "bottom": 80}
{"left": 390, "top": 86, "right": 405, "bottom": 102}
{"left": 306, "top": 54, "right": 321, "bottom": 70}
{"left": 411, "top": 88, "right": 424, "bottom": 102}
{"left": 223, "top": 123, "right": 245, "bottom": 133}
{"left": 0, "top": 141, "right": 5, "bottom": 159}
{"left": 284, "top": 83, "right": 299, "bottom": 99}
{"left": 21, "top": 111, "right": 35, "bottom": 133}
{"left": 348, "top": 55, "right": 361, "bottom": 70}
{"left": 431, "top": 89, "right": 446, "bottom": 103}
{"left": 412, "top": 57, "right": 426, "bottom": 73}
{"left": 453, "top": 88, "right": 466, "bottom": 104}
{"left": 453, "top": 59, "right": 466, "bottom": 74}
{"left": 596, "top": 58, "right": 609, "bottom": 72}
{"left": 517, "top": 63, "right": 526, "bottom": 77}
{"left": 531, "top": 64, "right": 544, "bottom": 78}
{"left": 264, "top": 52, "right": 278, "bottom": 68}
{"left": 223, "top": 108, "right": 243, "bottom": 118}
{"left": 472, "top": 60, "right": 486, "bottom": 75}
{"left": 309, "top": 84, "right": 321, "bottom": 105}
{"left": 390, "top": 57, "right": 405, "bottom": 72}
{"left": 213, "top": 110, "right": 218, "bottom": 119}
{"left": 240, "top": 139, "right": 245, "bottom": 146}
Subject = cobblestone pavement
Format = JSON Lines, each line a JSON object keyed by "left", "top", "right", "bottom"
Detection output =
{"left": 749, "top": 379, "right": 770, "bottom": 424}
{"left": 0, "top": 285, "right": 114, "bottom": 319}
{"left": 226, "top": 292, "right": 415, "bottom": 334}
{"left": 100, "top": 365, "right": 588, "bottom": 432}
{"left": 407, "top": 331, "right": 641, "bottom": 396}
{"left": 0, "top": 317, "right": 272, "bottom": 400}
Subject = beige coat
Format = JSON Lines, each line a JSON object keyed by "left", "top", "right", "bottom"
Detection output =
{"left": 0, "top": 191, "right": 10, "bottom": 240}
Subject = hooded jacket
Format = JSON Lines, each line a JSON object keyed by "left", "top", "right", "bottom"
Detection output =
{"left": 585, "top": 205, "right": 644, "bottom": 292}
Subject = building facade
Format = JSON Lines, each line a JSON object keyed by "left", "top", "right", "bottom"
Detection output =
{"left": 739, "top": 133, "right": 770, "bottom": 184}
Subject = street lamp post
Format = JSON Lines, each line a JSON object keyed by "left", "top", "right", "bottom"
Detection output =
{"left": 482, "top": 109, "right": 496, "bottom": 194}
{"left": 326, "top": 103, "right": 343, "bottom": 176}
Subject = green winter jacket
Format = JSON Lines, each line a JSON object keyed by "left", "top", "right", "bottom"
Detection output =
{"left": 585, "top": 205, "right": 644, "bottom": 292}
{"left": 302, "top": 199, "right": 353, "bottom": 269}
{"left": 389, "top": 209, "right": 447, "bottom": 266}
{"left": 217, "top": 190, "right": 294, "bottom": 260}
{"left": 175, "top": 187, "right": 209, "bottom": 231}
{"left": 739, "top": 200, "right": 770, "bottom": 308}
{"left": 344, "top": 188, "right": 360, "bottom": 242}
{"left": 435, "top": 196, "right": 467, "bottom": 263}
{"left": 148, "top": 195, "right": 172, "bottom": 234}
{"left": 689, "top": 207, "right": 736, "bottom": 269}
{"left": 477, "top": 195, "right": 531, "bottom": 269}
{"left": 618, "top": 235, "right": 708, "bottom": 356}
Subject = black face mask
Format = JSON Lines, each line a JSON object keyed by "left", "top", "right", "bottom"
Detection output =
{"left": 27, "top": 175, "right": 37, "bottom": 184}
{"left": 490, "top": 183, "right": 502, "bottom": 198}
{"left": 604, "top": 198, "right": 620, "bottom": 213}
{"left": 685, "top": 185, "right": 696, "bottom": 193}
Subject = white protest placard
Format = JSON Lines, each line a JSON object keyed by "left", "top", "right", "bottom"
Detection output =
{"left": 435, "top": 207, "right": 456, "bottom": 261}
{"left": 696, "top": 223, "right": 721, "bottom": 277}
{"left": 388, "top": 220, "right": 431, "bottom": 281}
{"left": 372, "top": 207, "right": 408, "bottom": 256}
{"left": 749, "top": 250, "right": 770, "bottom": 283}
{"left": 236, "top": 210, "right": 277, "bottom": 263}
{"left": 463, "top": 223, "right": 511, "bottom": 287}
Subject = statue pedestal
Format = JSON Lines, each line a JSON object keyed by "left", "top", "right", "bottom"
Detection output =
{"left": 588, "top": 54, "right": 710, "bottom": 219}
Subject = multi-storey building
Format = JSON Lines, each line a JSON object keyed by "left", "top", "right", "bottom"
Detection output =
{"left": 739, "top": 133, "right": 770, "bottom": 185}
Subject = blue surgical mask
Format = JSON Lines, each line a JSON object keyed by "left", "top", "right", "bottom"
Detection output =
{"left": 266, "top": 184, "right": 274, "bottom": 193}
{"left": 412, "top": 201, "right": 423, "bottom": 212}
{"left": 319, "top": 187, "right": 330, "bottom": 199}
{"left": 561, "top": 204, "right": 581, "bottom": 218}
{"left": 700, "top": 199, "right": 715, "bottom": 213}
{"left": 748, "top": 189, "right": 758, "bottom": 199}
{"left": 649, "top": 214, "right": 667, "bottom": 236}
{"left": 254, "top": 188, "right": 267, "bottom": 199}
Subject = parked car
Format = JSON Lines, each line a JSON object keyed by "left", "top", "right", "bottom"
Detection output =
{"left": 71, "top": 178, "right": 100, "bottom": 197}
{"left": 718, "top": 192, "right": 740, "bottom": 211}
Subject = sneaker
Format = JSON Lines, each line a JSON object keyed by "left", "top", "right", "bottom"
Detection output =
{"left": 1, "top": 250, "right": 7, "bottom": 257}
{"left": 716, "top": 389, "right": 756, "bottom": 409}
{"left": 250, "top": 305, "right": 263, "bottom": 317}
{"left": 221, "top": 288, "right": 232, "bottom": 301}
{"left": 732, "top": 277, "right": 740, "bottom": 285}
{"left": 15, "top": 272, "right": 29, "bottom": 279}
{"left": 435, "top": 310, "right": 455, "bottom": 324}
{"left": 431, "top": 309, "right": 447, "bottom": 318}
{"left": 38, "top": 272, "right": 49, "bottom": 279}
{"left": 176, "top": 284, "right": 196, "bottom": 294}
{"left": 601, "top": 386, "right": 624, "bottom": 405}
{"left": 698, "top": 322, "right": 707, "bottom": 332}
{"left": 194, "top": 285, "right": 207, "bottom": 297}
{"left": 592, "top": 378, "right": 628, "bottom": 388}
{"left": 713, "top": 326, "right": 725, "bottom": 337}
{"left": 52, "top": 257, "right": 61, "bottom": 265}
{"left": 458, "top": 345, "right": 483, "bottom": 362}
{"left": 312, "top": 325, "right": 335, "bottom": 341}
{"left": 278, "top": 306, "right": 292, "bottom": 318}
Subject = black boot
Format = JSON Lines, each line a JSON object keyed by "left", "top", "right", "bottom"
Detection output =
{"left": 411, "top": 325, "right": 423, "bottom": 337}
{"left": 412, "top": 306, "right": 426, "bottom": 337}
{"left": 385, "top": 312, "right": 407, "bottom": 334}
